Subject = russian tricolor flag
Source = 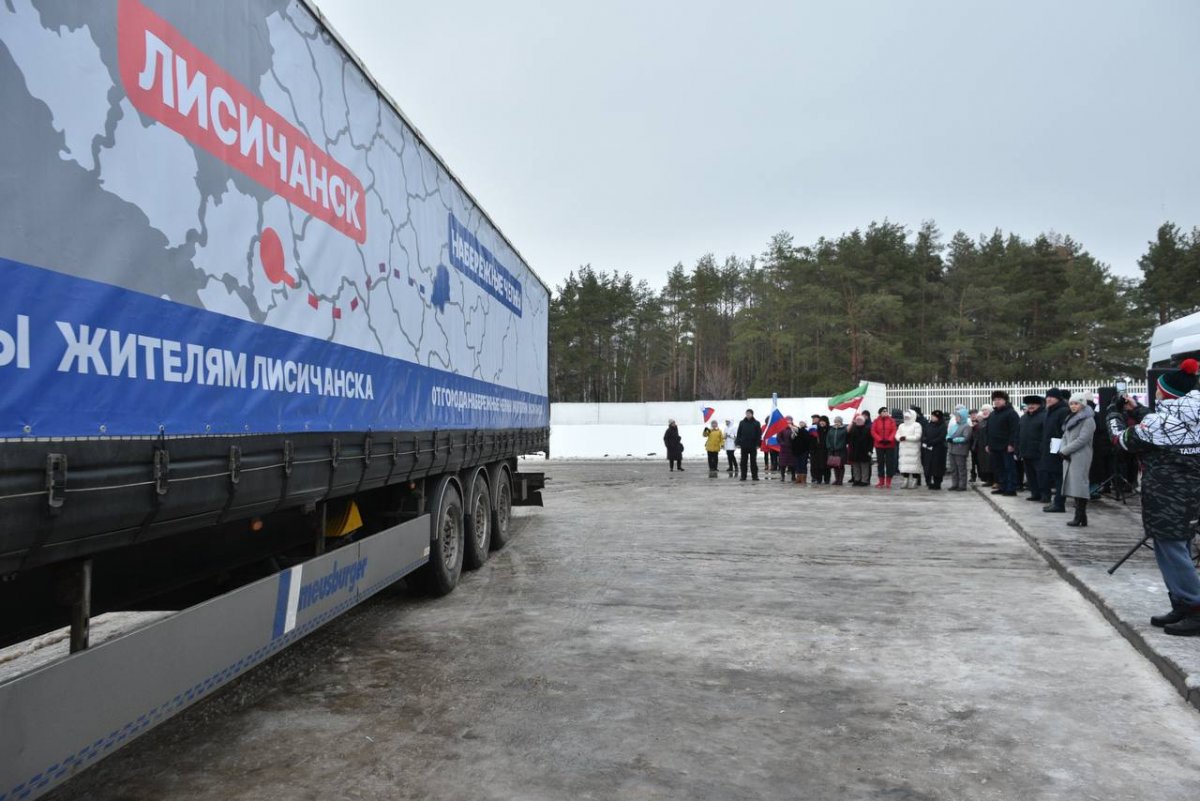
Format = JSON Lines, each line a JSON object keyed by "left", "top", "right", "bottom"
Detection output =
{"left": 761, "top": 395, "right": 789, "bottom": 452}
{"left": 701, "top": 406, "right": 715, "bottom": 423}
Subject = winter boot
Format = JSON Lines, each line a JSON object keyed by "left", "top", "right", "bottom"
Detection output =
{"left": 885, "top": 476, "right": 893, "bottom": 489}
{"left": 1164, "top": 606, "right": 1200, "bottom": 637}
{"left": 1066, "top": 499, "right": 1088, "bottom": 527}
{"left": 1152, "top": 595, "right": 1188, "bottom": 628}
{"left": 875, "top": 476, "right": 885, "bottom": 488}
{"left": 1043, "top": 494, "right": 1066, "bottom": 513}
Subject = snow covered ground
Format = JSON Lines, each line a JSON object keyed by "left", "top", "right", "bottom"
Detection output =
{"left": 0, "top": 611, "right": 175, "bottom": 682}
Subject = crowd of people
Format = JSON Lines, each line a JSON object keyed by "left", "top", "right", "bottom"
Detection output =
{"left": 661, "top": 359, "right": 1200, "bottom": 637}
{"left": 663, "top": 388, "right": 1123, "bottom": 528}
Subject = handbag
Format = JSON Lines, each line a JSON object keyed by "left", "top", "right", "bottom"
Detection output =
{"left": 826, "top": 455, "right": 843, "bottom": 468}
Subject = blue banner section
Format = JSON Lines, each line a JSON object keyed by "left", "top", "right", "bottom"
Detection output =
{"left": 0, "top": 258, "right": 549, "bottom": 438}
{"left": 448, "top": 213, "right": 524, "bottom": 317}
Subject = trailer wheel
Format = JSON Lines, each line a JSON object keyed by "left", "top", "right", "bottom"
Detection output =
{"left": 463, "top": 473, "right": 491, "bottom": 570}
{"left": 421, "top": 479, "right": 464, "bottom": 596}
{"left": 489, "top": 465, "right": 514, "bottom": 550}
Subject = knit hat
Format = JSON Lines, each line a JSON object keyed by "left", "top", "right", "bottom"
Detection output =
{"left": 1045, "top": 387, "right": 1068, "bottom": 402}
{"left": 1158, "top": 358, "right": 1200, "bottom": 399}
{"left": 1069, "top": 391, "right": 1086, "bottom": 404}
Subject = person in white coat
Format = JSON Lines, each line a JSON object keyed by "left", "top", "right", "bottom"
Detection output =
{"left": 897, "top": 409, "right": 924, "bottom": 489}
{"left": 722, "top": 419, "right": 738, "bottom": 475}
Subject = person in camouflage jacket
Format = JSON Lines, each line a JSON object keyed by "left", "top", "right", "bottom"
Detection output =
{"left": 1109, "top": 358, "right": 1200, "bottom": 636}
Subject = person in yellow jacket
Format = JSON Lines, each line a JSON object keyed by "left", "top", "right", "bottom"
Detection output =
{"left": 703, "top": 421, "right": 725, "bottom": 476}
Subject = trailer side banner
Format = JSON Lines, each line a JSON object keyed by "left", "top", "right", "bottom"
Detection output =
{"left": 0, "top": 0, "right": 549, "bottom": 436}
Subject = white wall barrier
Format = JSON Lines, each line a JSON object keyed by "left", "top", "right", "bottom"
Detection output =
{"left": 549, "top": 383, "right": 887, "bottom": 459}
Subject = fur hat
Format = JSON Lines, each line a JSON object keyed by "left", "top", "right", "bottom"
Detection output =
{"left": 1159, "top": 358, "right": 1200, "bottom": 399}
{"left": 1022, "top": 395, "right": 1044, "bottom": 406}
{"left": 1045, "top": 387, "right": 1068, "bottom": 402}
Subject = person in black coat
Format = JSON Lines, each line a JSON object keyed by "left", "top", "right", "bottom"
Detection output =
{"left": 788, "top": 420, "right": 811, "bottom": 483}
{"left": 1018, "top": 395, "right": 1046, "bottom": 501}
{"left": 810, "top": 416, "right": 831, "bottom": 484}
{"left": 922, "top": 410, "right": 948, "bottom": 489}
{"left": 1040, "top": 388, "right": 1071, "bottom": 512}
{"left": 846, "top": 414, "right": 874, "bottom": 486}
{"left": 986, "top": 390, "right": 1021, "bottom": 496}
{"left": 663, "top": 420, "right": 684, "bottom": 472}
{"left": 1088, "top": 396, "right": 1114, "bottom": 496}
{"left": 909, "top": 405, "right": 932, "bottom": 486}
{"left": 735, "top": 409, "right": 761, "bottom": 481}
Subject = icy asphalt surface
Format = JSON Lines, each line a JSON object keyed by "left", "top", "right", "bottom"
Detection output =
{"left": 47, "top": 461, "right": 1200, "bottom": 801}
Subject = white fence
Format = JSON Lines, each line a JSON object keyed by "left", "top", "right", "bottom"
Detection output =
{"left": 885, "top": 381, "right": 1109, "bottom": 414}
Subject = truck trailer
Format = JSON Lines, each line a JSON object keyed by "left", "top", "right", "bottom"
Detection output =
{"left": 0, "top": 1, "right": 548, "bottom": 796}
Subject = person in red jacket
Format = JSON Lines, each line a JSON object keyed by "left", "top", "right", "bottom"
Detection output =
{"left": 871, "top": 406, "right": 899, "bottom": 488}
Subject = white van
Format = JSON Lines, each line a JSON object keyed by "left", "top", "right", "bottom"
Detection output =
{"left": 1149, "top": 310, "right": 1200, "bottom": 369}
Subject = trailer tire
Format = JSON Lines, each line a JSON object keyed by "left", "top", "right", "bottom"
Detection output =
{"left": 489, "top": 464, "right": 514, "bottom": 550}
{"left": 462, "top": 472, "right": 491, "bottom": 570}
{"left": 420, "top": 478, "right": 464, "bottom": 596}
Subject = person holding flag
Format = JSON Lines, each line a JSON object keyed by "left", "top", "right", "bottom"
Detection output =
{"left": 759, "top": 395, "right": 789, "bottom": 479}
{"left": 777, "top": 417, "right": 797, "bottom": 482}
{"left": 703, "top": 420, "right": 724, "bottom": 476}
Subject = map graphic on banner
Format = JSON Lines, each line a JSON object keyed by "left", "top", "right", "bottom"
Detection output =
{"left": 0, "top": 0, "right": 549, "bottom": 436}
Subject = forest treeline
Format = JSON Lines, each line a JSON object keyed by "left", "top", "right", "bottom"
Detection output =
{"left": 549, "top": 221, "right": 1200, "bottom": 403}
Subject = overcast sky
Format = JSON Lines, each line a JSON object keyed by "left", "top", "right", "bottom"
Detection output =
{"left": 315, "top": 0, "right": 1199, "bottom": 290}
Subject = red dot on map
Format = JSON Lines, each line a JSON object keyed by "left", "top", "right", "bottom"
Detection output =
{"left": 332, "top": 307, "right": 342, "bottom": 320}
{"left": 259, "top": 228, "right": 297, "bottom": 288}
{"left": 350, "top": 298, "right": 359, "bottom": 311}
{"left": 378, "top": 263, "right": 386, "bottom": 274}
{"left": 307, "top": 293, "right": 319, "bottom": 309}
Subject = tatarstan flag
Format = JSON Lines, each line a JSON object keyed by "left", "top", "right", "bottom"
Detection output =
{"left": 828, "top": 381, "right": 868, "bottom": 411}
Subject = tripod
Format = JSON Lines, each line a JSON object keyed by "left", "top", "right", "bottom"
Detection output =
{"left": 1095, "top": 448, "right": 1135, "bottom": 505}
{"left": 1109, "top": 517, "right": 1200, "bottom": 575}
